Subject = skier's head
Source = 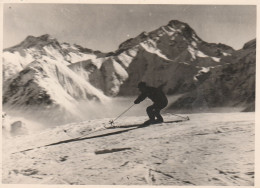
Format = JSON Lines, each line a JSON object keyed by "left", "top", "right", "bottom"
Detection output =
{"left": 137, "top": 81, "right": 147, "bottom": 92}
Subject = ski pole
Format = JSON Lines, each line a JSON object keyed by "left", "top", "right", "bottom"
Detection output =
{"left": 109, "top": 104, "right": 135, "bottom": 126}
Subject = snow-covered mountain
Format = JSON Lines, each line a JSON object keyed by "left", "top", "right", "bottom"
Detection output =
{"left": 115, "top": 20, "right": 234, "bottom": 95}
{"left": 3, "top": 56, "right": 109, "bottom": 105}
{"left": 71, "top": 20, "right": 235, "bottom": 96}
{"left": 2, "top": 20, "right": 255, "bottom": 122}
{"left": 3, "top": 35, "right": 110, "bottom": 123}
{"left": 3, "top": 34, "right": 104, "bottom": 81}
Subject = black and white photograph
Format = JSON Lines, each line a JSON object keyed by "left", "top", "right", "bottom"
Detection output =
{"left": 1, "top": 0, "right": 258, "bottom": 186}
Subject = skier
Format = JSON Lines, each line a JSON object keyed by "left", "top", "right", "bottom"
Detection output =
{"left": 134, "top": 82, "right": 168, "bottom": 125}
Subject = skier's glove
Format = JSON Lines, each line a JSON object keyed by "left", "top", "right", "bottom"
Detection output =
{"left": 134, "top": 100, "right": 140, "bottom": 104}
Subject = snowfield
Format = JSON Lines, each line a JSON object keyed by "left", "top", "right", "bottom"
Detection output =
{"left": 2, "top": 112, "right": 254, "bottom": 185}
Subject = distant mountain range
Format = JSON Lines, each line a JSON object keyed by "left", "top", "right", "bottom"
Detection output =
{"left": 2, "top": 20, "right": 256, "bottom": 121}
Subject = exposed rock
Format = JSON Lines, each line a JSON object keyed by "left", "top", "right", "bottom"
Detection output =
{"left": 169, "top": 39, "right": 256, "bottom": 112}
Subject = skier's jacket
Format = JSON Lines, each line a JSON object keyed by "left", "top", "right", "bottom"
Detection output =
{"left": 134, "top": 86, "right": 168, "bottom": 107}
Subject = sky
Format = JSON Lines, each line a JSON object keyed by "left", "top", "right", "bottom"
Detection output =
{"left": 3, "top": 4, "right": 256, "bottom": 52}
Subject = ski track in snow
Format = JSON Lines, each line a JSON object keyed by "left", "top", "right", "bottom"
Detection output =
{"left": 2, "top": 112, "right": 254, "bottom": 185}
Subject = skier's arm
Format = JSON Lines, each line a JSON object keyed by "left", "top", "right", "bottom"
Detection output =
{"left": 134, "top": 93, "right": 147, "bottom": 104}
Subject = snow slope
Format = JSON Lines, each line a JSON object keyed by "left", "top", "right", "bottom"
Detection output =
{"left": 2, "top": 112, "right": 254, "bottom": 185}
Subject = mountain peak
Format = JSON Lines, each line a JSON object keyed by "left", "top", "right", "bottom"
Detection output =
{"left": 167, "top": 20, "right": 197, "bottom": 40}
{"left": 25, "top": 34, "right": 55, "bottom": 42}
{"left": 242, "top": 38, "right": 256, "bottom": 49}
{"left": 5, "top": 34, "right": 59, "bottom": 52}
{"left": 23, "top": 34, "right": 57, "bottom": 45}
{"left": 167, "top": 20, "right": 186, "bottom": 27}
